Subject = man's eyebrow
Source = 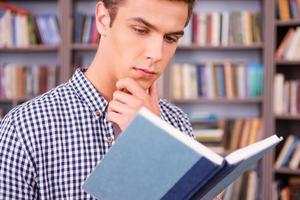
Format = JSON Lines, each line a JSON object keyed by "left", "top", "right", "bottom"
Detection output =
{"left": 128, "top": 17, "right": 184, "bottom": 36}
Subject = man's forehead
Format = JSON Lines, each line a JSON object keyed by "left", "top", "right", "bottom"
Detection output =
{"left": 116, "top": 0, "right": 188, "bottom": 31}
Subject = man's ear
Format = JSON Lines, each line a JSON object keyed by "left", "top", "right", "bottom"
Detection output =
{"left": 95, "top": 1, "right": 111, "bottom": 36}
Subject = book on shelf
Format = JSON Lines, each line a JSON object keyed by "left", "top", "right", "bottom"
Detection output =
{"left": 0, "top": 2, "right": 60, "bottom": 47}
{"left": 275, "top": 135, "right": 300, "bottom": 169}
{"left": 0, "top": 64, "right": 57, "bottom": 99}
{"left": 82, "top": 107, "right": 282, "bottom": 200}
{"left": 170, "top": 62, "right": 264, "bottom": 100}
{"left": 277, "top": 0, "right": 300, "bottom": 21}
{"left": 73, "top": 13, "right": 99, "bottom": 44}
{"left": 275, "top": 27, "right": 300, "bottom": 61}
{"left": 274, "top": 73, "right": 300, "bottom": 116}
{"left": 180, "top": 11, "right": 262, "bottom": 46}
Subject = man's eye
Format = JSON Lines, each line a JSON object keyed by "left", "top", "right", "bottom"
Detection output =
{"left": 164, "top": 35, "right": 177, "bottom": 44}
{"left": 133, "top": 27, "right": 148, "bottom": 34}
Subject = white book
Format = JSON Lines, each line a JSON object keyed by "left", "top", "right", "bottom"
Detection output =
{"left": 290, "top": 81, "right": 297, "bottom": 115}
{"left": 237, "top": 64, "right": 246, "bottom": 98}
{"left": 284, "top": 27, "right": 300, "bottom": 60}
{"left": 221, "top": 12, "right": 230, "bottom": 46}
{"left": 274, "top": 74, "right": 284, "bottom": 115}
{"left": 211, "top": 12, "right": 220, "bottom": 46}
{"left": 205, "top": 62, "right": 215, "bottom": 99}
{"left": 198, "top": 13, "right": 207, "bottom": 46}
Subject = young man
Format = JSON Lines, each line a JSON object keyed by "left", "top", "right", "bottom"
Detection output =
{"left": 0, "top": 0, "right": 195, "bottom": 199}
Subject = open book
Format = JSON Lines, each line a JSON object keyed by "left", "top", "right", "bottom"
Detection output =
{"left": 82, "top": 108, "right": 282, "bottom": 200}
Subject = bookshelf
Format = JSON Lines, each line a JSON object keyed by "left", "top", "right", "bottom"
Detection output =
{"left": 0, "top": 0, "right": 281, "bottom": 199}
{"left": 273, "top": 0, "right": 300, "bottom": 198}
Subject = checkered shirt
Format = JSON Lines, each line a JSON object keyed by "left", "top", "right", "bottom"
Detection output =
{"left": 0, "top": 68, "right": 194, "bottom": 199}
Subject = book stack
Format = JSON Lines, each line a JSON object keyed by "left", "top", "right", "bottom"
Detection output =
{"left": 275, "top": 135, "right": 300, "bottom": 169}
{"left": 274, "top": 73, "right": 300, "bottom": 116}
{"left": 275, "top": 27, "right": 300, "bottom": 61}
{"left": 0, "top": 64, "right": 57, "bottom": 99}
{"left": 0, "top": 2, "right": 60, "bottom": 47}
{"left": 170, "top": 62, "right": 264, "bottom": 100}
{"left": 73, "top": 13, "right": 98, "bottom": 44}
{"left": 277, "top": 0, "right": 300, "bottom": 21}
{"left": 180, "top": 11, "right": 262, "bottom": 46}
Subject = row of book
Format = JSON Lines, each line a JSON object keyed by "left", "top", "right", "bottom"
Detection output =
{"left": 192, "top": 115, "right": 262, "bottom": 153}
{"left": 275, "top": 135, "right": 300, "bottom": 169}
{"left": 219, "top": 170, "right": 258, "bottom": 200}
{"left": 275, "top": 27, "right": 300, "bottom": 61}
{"left": 0, "top": 3, "right": 60, "bottom": 47}
{"left": 274, "top": 74, "right": 300, "bottom": 116}
{"left": 180, "top": 11, "right": 262, "bottom": 46}
{"left": 278, "top": 0, "right": 300, "bottom": 21}
{"left": 170, "top": 62, "right": 264, "bottom": 100}
{"left": 73, "top": 13, "right": 98, "bottom": 44}
{"left": 0, "top": 64, "right": 57, "bottom": 99}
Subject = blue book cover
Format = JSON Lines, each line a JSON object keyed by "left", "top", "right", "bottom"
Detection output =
{"left": 82, "top": 108, "right": 282, "bottom": 200}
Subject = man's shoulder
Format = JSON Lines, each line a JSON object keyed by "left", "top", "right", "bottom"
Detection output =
{"left": 4, "top": 82, "right": 72, "bottom": 122}
{"left": 159, "top": 98, "right": 186, "bottom": 118}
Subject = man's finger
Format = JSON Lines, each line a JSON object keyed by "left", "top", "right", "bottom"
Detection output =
{"left": 112, "top": 90, "right": 142, "bottom": 108}
{"left": 108, "top": 100, "right": 135, "bottom": 115}
{"left": 116, "top": 78, "right": 147, "bottom": 98}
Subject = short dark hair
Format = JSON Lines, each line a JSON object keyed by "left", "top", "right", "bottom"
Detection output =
{"left": 101, "top": 0, "right": 196, "bottom": 27}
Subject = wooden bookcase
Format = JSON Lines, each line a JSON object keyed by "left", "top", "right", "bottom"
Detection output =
{"left": 0, "top": 0, "right": 281, "bottom": 199}
{"left": 272, "top": 0, "right": 300, "bottom": 198}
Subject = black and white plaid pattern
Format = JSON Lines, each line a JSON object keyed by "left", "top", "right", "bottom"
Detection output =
{"left": 0, "top": 68, "right": 194, "bottom": 199}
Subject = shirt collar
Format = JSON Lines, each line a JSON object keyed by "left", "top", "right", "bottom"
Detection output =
{"left": 69, "top": 68, "right": 108, "bottom": 117}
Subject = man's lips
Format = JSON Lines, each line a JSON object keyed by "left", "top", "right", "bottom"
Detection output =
{"left": 133, "top": 67, "right": 157, "bottom": 77}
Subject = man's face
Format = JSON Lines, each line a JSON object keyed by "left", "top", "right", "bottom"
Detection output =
{"left": 103, "top": 0, "right": 188, "bottom": 90}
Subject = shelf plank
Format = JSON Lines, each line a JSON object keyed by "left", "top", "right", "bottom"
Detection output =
{"left": 276, "top": 20, "right": 300, "bottom": 27}
{"left": 275, "top": 167, "right": 300, "bottom": 175}
{"left": 72, "top": 43, "right": 98, "bottom": 51}
{"left": 177, "top": 43, "right": 263, "bottom": 50}
{"left": 276, "top": 115, "right": 300, "bottom": 120}
{"left": 276, "top": 60, "right": 300, "bottom": 65}
{"left": 0, "top": 45, "right": 59, "bottom": 53}
{"left": 72, "top": 43, "right": 263, "bottom": 51}
{"left": 171, "top": 97, "right": 263, "bottom": 104}
{"left": 0, "top": 97, "right": 33, "bottom": 103}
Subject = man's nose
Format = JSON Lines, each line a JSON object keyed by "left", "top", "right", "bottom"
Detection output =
{"left": 145, "top": 37, "right": 163, "bottom": 62}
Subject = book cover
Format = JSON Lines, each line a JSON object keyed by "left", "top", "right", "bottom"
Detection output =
{"left": 82, "top": 108, "right": 282, "bottom": 200}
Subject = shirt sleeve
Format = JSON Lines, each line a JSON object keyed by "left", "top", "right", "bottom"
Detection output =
{"left": 159, "top": 99, "right": 194, "bottom": 138}
{"left": 0, "top": 115, "right": 38, "bottom": 199}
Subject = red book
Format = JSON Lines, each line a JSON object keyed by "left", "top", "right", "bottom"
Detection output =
{"left": 192, "top": 13, "right": 198, "bottom": 44}
{"left": 207, "top": 14, "right": 212, "bottom": 46}
{"left": 0, "top": 2, "right": 28, "bottom": 15}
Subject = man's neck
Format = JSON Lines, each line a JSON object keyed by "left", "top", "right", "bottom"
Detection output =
{"left": 84, "top": 48, "right": 116, "bottom": 102}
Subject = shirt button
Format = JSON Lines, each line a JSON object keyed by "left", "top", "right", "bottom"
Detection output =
{"left": 95, "top": 110, "right": 101, "bottom": 117}
{"left": 107, "top": 137, "right": 114, "bottom": 144}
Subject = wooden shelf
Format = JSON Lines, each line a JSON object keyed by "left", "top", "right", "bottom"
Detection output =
{"left": 177, "top": 43, "right": 263, "bottom": 51}
{"left": 171, "top": 97, "right": 263, "bottom": 104}
{"left": 0, "top": 45, "right": 59, "bottom": 53}
{"left": 276, "top": 115, "right": 300, "bottom": 120}
{"left": 276, "top": 20, "right": 300, "bottom": 27}
{"left": 276, "top": 60, "right": 300, "bottom": 66}
{"left": 0, "top": 97, "right": 33, "bottom": 103}
{"left": 275, "top": 167, "right": 300, "bottom": 175}
{"left": 72, "top": 43, "right": 97, "bottom": 51}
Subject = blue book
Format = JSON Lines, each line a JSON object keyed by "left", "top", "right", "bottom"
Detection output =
{"left": 82, "top": 108, "right": 282, "bottom": 200}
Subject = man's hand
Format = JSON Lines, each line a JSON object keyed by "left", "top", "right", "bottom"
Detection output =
{"left": 107, "top": 78, "right": 160, "bottom": 132}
